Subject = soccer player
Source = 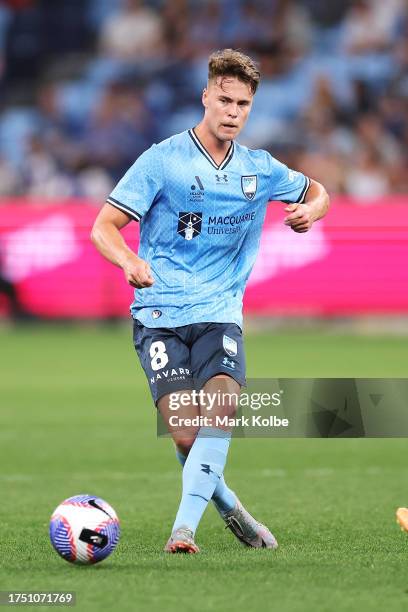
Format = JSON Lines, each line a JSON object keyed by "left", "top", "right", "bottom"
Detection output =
{"left": 91, "top": 49, "right": 329, "bottom": 553}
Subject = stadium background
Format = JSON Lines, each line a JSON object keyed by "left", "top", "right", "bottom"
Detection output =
{"left": 1, "top": 1, "right": 408, "bottom": 611}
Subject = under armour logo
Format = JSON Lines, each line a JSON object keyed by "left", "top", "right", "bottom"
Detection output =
{"left": 215, "top": 174, "right": 228, "bottom": 183}
{"left": 222, "top": 357, "right": 236, "bottom": 369}
{"left": 201, "top": 463, "right": 213, "bottom": 475}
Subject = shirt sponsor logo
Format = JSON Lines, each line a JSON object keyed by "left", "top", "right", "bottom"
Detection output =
{"left": 223, "top": 334, "right": 238, "bottom": 357}
{"left": 177, "top": 212, "right": 202, "bottom": 240}
{"left": 207, "top": 211, "right": 255, "bottom": 235}
{"left": 241, "top": 175, "right": 257, "bottom": 200}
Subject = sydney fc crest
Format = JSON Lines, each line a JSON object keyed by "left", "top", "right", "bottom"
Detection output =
{"left": 241, "top": 175, "right": 257, "bottom": 200}
{"left": 177, "top": 212, "right": 202, "bottom": 240}
{"left": 223, "top": 334, "right": 238, "bottom": 357}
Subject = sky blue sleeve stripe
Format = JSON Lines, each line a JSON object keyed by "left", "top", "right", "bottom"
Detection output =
{"left": 106, "top": 197, "right": 142, "bottom": 221}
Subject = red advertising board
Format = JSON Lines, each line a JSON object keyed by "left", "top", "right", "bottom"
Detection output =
{"left": 0, "top": 197, "right": 407, "bottom": 318}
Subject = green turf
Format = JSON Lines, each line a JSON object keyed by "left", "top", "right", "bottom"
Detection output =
{"left": 1, "top": 324, "right": 408, "bottom": 612}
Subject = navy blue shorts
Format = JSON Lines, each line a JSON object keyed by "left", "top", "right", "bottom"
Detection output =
{"left": 132, "top": 320, "right": 246, "bottom": 405}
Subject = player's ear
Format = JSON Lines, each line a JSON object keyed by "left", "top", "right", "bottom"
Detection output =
{"left": 202, "top": 87, "right": 208, "bottom": 108}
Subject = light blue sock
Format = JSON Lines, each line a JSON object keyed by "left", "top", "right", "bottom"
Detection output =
{"left": 172, "top": 427, "right": 232, "bottom": 534}
{"left": 175, "top": 449, "right": 236, "bottom": 514}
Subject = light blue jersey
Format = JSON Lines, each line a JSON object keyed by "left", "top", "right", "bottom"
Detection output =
{"left": 107, "top": 128, "right": 310, "bottom": 328}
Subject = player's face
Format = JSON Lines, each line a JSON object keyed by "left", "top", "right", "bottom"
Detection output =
{"left": 202, "top": 76, "right": 253, "bottom": 141}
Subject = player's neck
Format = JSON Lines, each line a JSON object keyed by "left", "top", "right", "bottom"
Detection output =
{"left": 194, "top": 123, "right": 231, "bottom": 166}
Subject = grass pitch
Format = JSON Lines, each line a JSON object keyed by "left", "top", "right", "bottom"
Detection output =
{"left": 1, "top": 324, "right": 408, "bottom": 612}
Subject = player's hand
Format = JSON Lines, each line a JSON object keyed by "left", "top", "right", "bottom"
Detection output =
{"left": 284, "top": 203, "right": 315, "bottom": 233}
{"left": 122, "top": 253, "right": 154, "bottom": 288}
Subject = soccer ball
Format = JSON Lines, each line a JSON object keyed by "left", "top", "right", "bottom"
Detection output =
{"left": 49, "top": 494, "right": 120, "bottom": 564}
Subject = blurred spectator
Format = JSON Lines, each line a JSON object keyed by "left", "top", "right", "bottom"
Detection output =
{"left": 274, "top": 0, "right": 313, "bottom": 55}
{"left": 0, "top": 155, "right": 21, "bottom": 195}
{"left": 341, "top": 0, "right": 403, "bottom": 55}
{"left": 298, "top": 0, "right": 351, "bottom": 28}
{"left": 161, "top": 0, "right": 190, "bottom": 59}
{"left": 228, "top": 0, "right": 276, "bottom": 49}
{"left": 354, "top": 113, "right": 401, "bottom": 165}
{"left": 393, "top": 30, "right": 408, "bottom": 98}
{"left": 378, "top": 94, "right": 407, "bottom": 142}
{"left": 344, "top": 147, "right": 391, "bottom": 199}
{"left": 99, "top": 0, "right": 165, "bottom": 62}
{"left": 22, "top": 135, "right": 76, "bottom": 199}
{"left": 183, "top": 0, "right": 222, "bottom": 56}
{"left": 83, "top": 82, "right": 156, "bottom": 180}
{"left": 76, "top": 164, "right": 113, "bottom": 201}
{"left": 297, "top": 151, "right": 346, "bottom": 194}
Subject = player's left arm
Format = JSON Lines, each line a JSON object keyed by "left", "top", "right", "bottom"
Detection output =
{"left": 284, "top": 179, "right": 330, "bottom": 233}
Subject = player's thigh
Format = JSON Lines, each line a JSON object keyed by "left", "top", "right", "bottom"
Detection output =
{"left": 200, "top": 374, "right": 241, "bottom": 431}
{"left": 157, "top": 390, "right": 200, "bottom": 454}
{"left": 190, "top": 322, "right": 246, "bottom": 391}
{"left": 132, "top": 319, "right": 194, "bottom": 406}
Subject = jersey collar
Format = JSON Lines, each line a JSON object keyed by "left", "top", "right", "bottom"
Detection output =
{"left": 188, "top": 128, "right": 234, "bottom": 171}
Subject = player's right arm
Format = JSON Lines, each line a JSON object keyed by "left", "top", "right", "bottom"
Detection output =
{"left": 91, "top": 204, "right": 154, "bottom": 289}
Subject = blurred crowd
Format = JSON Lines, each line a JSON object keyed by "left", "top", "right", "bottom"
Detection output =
{"left": 0, "top": 0, "right": 406, "bottom": 201}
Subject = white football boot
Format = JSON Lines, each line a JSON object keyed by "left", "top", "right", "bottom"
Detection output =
{"left": 221, "top": 497, "right": 278, "bottom": 549}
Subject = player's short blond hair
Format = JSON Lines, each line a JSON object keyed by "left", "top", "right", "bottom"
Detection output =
{"left": 208, "top": 49, "right": 260, "bottom": 95}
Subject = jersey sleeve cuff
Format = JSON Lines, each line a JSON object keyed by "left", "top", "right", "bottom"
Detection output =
{"left": 106, "top": 196, "right": 142, "bottom": 222}
{"left": 296, "top": 176, "right": 311, "bottom": 204}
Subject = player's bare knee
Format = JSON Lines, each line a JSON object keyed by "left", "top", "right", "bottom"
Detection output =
{"left": 172, "top": 428, "right": 198, "bottom": 455}
{"left": 174, "top": 437, "right": 196, "bottom": 456}
{"left": 208, "top": 399, "right": 237, "bottom": 425}
{"left": 220, "top": 400, "right": 237, "bottom": 420}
